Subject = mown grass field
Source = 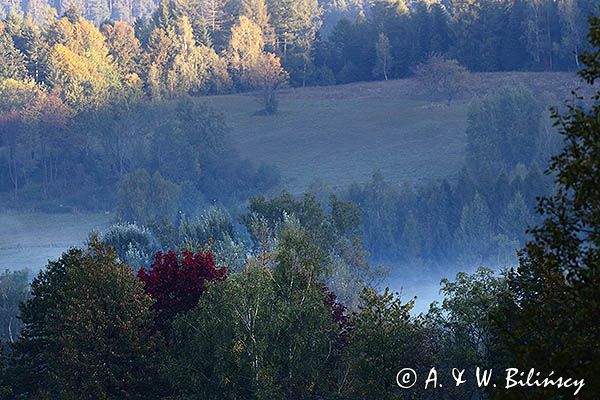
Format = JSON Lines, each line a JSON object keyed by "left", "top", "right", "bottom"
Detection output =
{"left": 203, "top": 72, "right": 577, "bottom": 192}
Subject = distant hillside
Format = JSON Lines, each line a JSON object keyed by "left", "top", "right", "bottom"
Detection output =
{"left": 202, "top": 72, "right": 578, "bottom": 193}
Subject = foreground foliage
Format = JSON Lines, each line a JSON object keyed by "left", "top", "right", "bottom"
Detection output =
{"left": 495, "top": 16, "right": 600, "bottom": 400}
{"left": 6, "top": 237, "right": 164, "bottom": 399}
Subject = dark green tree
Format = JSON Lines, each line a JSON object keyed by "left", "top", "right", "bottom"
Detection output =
{"left": 0, "top": 269, "right": 29, "bottom": 343}
{"left": 8, "top": 237, "right": 164, "bottom": 399}
{"left": 495, "top": 17, "right": 600, "bottom": 399}
{"left": 0, "top": 28, "right": 26, "bottom": 79}
{"left": 341, "top": 287, "right": 436, "bottom": 400}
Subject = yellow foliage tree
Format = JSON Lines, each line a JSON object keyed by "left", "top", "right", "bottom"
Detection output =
{"left": 46, "top": 15, "right": 121, "bottom": 109}
{"left": 247, "top": 52, "right": 288, "bottom": 114}
{"left": 228, "top": 15, "right": 264, "bottom": 87}
{"left": 144, "top": 16, "right": 231, "bottom": 99}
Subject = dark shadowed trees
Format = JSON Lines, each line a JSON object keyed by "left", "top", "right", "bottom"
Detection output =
{"left": 495, "top": 17, "right": 600, "bottom": 399}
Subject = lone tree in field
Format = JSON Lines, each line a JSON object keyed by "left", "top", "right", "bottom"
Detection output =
{"left": 414, "top": 54, "right": 469, "bottom": 105}
{"left": 248, "top": 52, "right": 288, "bottom": 114}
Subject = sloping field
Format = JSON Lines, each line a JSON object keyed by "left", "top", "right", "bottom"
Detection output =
{"left": 0, "top": 72, "right": 578, "bottom": 273}
{"left": 203, "top": 72, "right": 577, "bottom": 192}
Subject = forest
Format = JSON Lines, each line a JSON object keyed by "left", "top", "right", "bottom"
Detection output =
{"left": 0, "top": 0, "right": 598, "bottom": 398}
{"left": 0, "top": 0, "right": 586, "bottom": 266}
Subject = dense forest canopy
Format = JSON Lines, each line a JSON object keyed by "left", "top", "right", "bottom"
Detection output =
{"left": 0, "top": 0, "right": 597, "bottom": 103}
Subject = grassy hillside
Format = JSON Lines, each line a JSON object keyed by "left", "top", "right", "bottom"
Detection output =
{"left": 203, "top": 72, "right": 577, "bottom": 192}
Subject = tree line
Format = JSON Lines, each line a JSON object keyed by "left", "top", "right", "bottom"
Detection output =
{"left": 317, "top": 0, "right": 598, "bottom": 85}
{"left": 1, "top": 0, "right": 598, "bottom": 99}
{"left": 336, "top": 84, "right": 555, "bottom": 266}
{"left": 0, "top": 90, "right": 281, "bottom": 212}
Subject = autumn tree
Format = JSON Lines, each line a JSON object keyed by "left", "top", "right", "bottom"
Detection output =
{"left": 45, "top": 13, "right": 120, "bottom": 108}
{"left": 143, "top": 15, "right": 231, "bottom": 99}
{"left": 143, "top": 26, "right": 173, "bottom": 99}
{"left": 248, "top": 51, "right": 287, "bottom": 113}
{"left": 228, "top": 15, "right": 264, "bottom": 86}
{"left": 8, "top": 237, "right": 164, "bottom": 399}
{"left": 101, "top": 21, "right": 141, "bottom": 76}
{"left": 137, "top": 248, "right": 227, "bottom": 331}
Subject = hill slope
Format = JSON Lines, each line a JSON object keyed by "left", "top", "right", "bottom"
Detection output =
{"left": 203, "top": 72, "right": 577, "bottom": 192}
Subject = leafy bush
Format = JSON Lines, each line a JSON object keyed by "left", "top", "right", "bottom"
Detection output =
{"left": 117, "top": 169, "right": 180, "bottom": 224}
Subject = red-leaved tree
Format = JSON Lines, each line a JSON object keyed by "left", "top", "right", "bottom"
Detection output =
{"left": 137, "top": 250, "right": 227, "bottom": 332}
{"left": 323, "top": 289, "right": 350, "bottom": 349}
